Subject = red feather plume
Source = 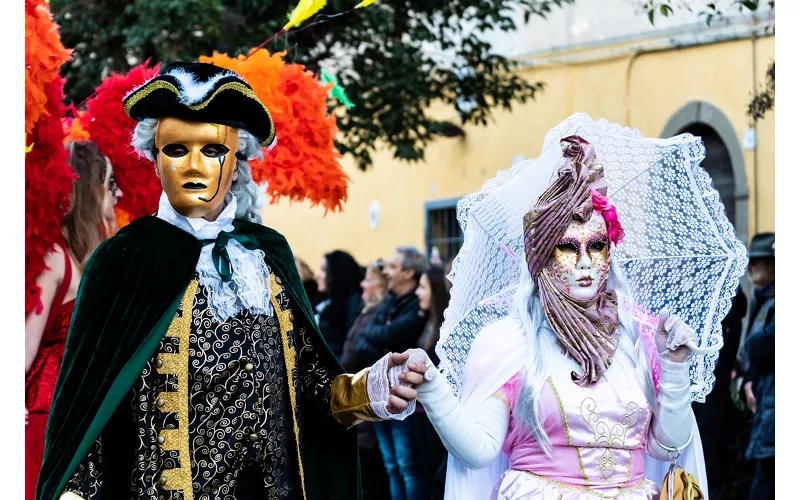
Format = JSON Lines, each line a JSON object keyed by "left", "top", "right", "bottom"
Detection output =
{"left": 25, "top": 76, "right": 75, "bottom": 315}
{"left": 83, "top": 63, "right": 163, "bottom": 223}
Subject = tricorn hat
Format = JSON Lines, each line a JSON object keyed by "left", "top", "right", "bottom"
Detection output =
{"left": 123, "top": 62, "right": 276, "bottom": 147}
{"left": 748, "top": 232, "right": 775, "bottom": 259}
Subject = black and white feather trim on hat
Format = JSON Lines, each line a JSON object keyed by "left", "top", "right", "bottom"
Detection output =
{"left": 123, "top": 62, "right": 277, "bottom": 148}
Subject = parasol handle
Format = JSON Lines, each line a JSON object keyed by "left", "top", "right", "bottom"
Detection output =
{"left": 685, "top": 333, "right": 723, "bottom": 354}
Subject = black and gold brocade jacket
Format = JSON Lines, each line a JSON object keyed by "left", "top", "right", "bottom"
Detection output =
{"left": 39, "top": 218, "right": 374, "bottom": 500}
{"left": 63, "top": 274, "right": 378, "bottom": 500}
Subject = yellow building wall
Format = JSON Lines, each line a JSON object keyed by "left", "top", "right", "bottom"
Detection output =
{"left": 262, "top": 36, "right": 775, "bottom": 270}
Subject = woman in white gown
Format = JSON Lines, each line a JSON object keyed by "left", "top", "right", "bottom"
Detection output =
{"left": 400, "top": 116, "right": 746, "bottom": 499}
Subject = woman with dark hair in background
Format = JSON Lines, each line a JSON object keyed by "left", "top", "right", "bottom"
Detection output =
{"left": 315, "top": 250, "right": 364, "bottom": 360}
{"left": 416, "top": 265, "right": 450, "bottom": 364}
{"left": 414, "top": 264, "right": 450, "bottom": 499}
{"left": 296, "top": 257, "right": 325, "bottom": 309}
{"left": 25, "top": 141, "right": 120, "bottom": 499}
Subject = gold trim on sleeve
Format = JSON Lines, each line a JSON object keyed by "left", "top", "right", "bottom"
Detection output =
{"left": 330, "top": 368, "right": 379, "bottom": 427}
{"left": 269, "top": 274, "right": 307, "bottom": 500}
{"left": 155, "top": 280, "right": 197, "bottom": 499}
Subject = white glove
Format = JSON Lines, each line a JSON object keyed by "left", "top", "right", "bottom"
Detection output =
{"left": 655, "top": 312, "right": 697, "bottom": 363}
{"left": 647, "top": 357, "right": 694, "bottom": 460}
{"left": 416, "top": 360, "right": 510, "bottom": 470}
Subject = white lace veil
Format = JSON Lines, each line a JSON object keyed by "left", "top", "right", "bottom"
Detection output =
{"left": 436, "top": 113, "right": 747, "bottom": 403}
{"left": 434, "top": 113, "right": 746, "bottom": 499}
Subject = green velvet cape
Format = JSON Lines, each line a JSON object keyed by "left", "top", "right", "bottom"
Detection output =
{"left": 37, "top": 216, "right": 360, "bottom": 500}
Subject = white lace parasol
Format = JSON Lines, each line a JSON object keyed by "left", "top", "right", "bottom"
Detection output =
{"left": 435, "top": 113, "right": 748, "bottom": 403}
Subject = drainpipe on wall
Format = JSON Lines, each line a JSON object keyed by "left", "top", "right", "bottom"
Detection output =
{"left": 750, "top": 31, "right": 759, "bottom": 234}
{"left": 624, "top": 51, "right": 644, "bottom": 127}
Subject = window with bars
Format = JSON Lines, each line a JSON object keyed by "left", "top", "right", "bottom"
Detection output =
{"left": 424, "top": 198, "right": 464, "bottom": 265}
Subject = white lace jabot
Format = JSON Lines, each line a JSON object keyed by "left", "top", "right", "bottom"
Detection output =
{"left": 155, "top": 192, "right": 273, "bottom": 322}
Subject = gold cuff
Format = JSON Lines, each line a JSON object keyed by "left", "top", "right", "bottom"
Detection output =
{"left": 329, "top": 368, "right": 379, "bottom": 427}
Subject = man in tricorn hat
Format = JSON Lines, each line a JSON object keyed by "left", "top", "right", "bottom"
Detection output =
{"left": 38, "top": 62, "right": 427, "bottom": 500}
{"left": 740, "top": 232, "right": 775, "bottom": 500}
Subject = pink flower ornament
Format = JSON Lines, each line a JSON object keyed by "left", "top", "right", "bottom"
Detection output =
{"left": 591, "top": 190, "right": 625, "bottom": 246}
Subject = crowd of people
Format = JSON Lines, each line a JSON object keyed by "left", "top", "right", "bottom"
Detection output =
{"left": 296, "top": 246, "right": 452, "bottom": 500}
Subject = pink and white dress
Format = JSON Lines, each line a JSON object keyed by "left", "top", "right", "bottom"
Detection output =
{"left": 493, "top": 363, "right": 658, "bottom": 499}
{"left": 417, "top": 317, "right": 699, "bottom": 500}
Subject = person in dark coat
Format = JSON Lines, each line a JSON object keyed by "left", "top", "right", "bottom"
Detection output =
{"left": 742, "top": 233, "right": 775, "bottom": 500}
{"left": 314, "top": 250, "right": 363, "bottom": 361}
{"left": 295, "top": 257, "right": 325, "bottom": 310}
{"left": 692, "top": 285, "right": 747, "bottom": 499}
{"left": 340, "top": 259, "right": 391, "bottom": 500}
{"left": 356, "top": 246, "right": 430, "bottom": 500}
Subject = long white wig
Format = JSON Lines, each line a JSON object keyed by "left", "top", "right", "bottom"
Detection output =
{"left": 510, "top": 255, "right": 659, "bottom": 456}
{"left": 131, "top": 118, "right": 266, "bottom": 223}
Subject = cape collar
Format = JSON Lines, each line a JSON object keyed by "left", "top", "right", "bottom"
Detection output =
{"left": 154, "top": 191, "right": 272, "bottom": 322}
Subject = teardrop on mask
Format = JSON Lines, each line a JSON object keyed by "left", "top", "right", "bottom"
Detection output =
{"left": 171, "top": 162, "right": 177, "bottom": 171}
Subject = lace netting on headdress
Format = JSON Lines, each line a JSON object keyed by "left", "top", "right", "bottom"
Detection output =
{"left": 435, "top": 113, "right": 748, "bottom": 403}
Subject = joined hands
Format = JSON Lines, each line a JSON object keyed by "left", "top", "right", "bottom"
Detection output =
{"left": 385, "top": 350, "right": 431, "bottom": 414}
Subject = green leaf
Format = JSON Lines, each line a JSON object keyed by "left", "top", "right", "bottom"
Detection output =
{"left": 648, "top": 9, "right": 655, "bottom": 24}
{"left": 660, "top": 4, "right": 673, "bottom": 16}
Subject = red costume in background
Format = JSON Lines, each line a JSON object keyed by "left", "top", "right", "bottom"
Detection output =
{"left": 26, "top": 242, "right": 74, "bottom": 500}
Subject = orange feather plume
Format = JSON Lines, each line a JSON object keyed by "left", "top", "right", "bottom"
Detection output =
{"left": 25, "top": 0, "right": 70, "bottom": 139}
{"left": 25, "top": 0, "right": 74, "bottom": 314}
{"left": 200, "top": 49, "right": 348, "bottom": 212}
{"left": 63, "top": 106, "right": 91, "bottom": 143}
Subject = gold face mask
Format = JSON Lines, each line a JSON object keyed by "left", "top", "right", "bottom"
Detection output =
{"left": 154, "top": 117, "right": 239, "bottom": 219}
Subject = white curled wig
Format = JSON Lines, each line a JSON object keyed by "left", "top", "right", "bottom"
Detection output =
{"left": 131, "top": 118, "right": 266, "bottom": 223}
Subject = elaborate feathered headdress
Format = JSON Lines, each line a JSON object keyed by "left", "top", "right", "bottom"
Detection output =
{"left": 25, "top": 0, "right": 74, "bottom": 314}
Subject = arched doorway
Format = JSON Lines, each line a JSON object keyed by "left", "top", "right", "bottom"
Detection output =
{"left": 661, "top": 101, "right": 748, "bottom": 241}
{"left": 679, "top": 122, "right": 737, "bottom": 227}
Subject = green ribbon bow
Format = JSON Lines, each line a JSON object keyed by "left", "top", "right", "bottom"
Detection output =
{"left": 200, "top": 230, "right": 260, "bottom": 282}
